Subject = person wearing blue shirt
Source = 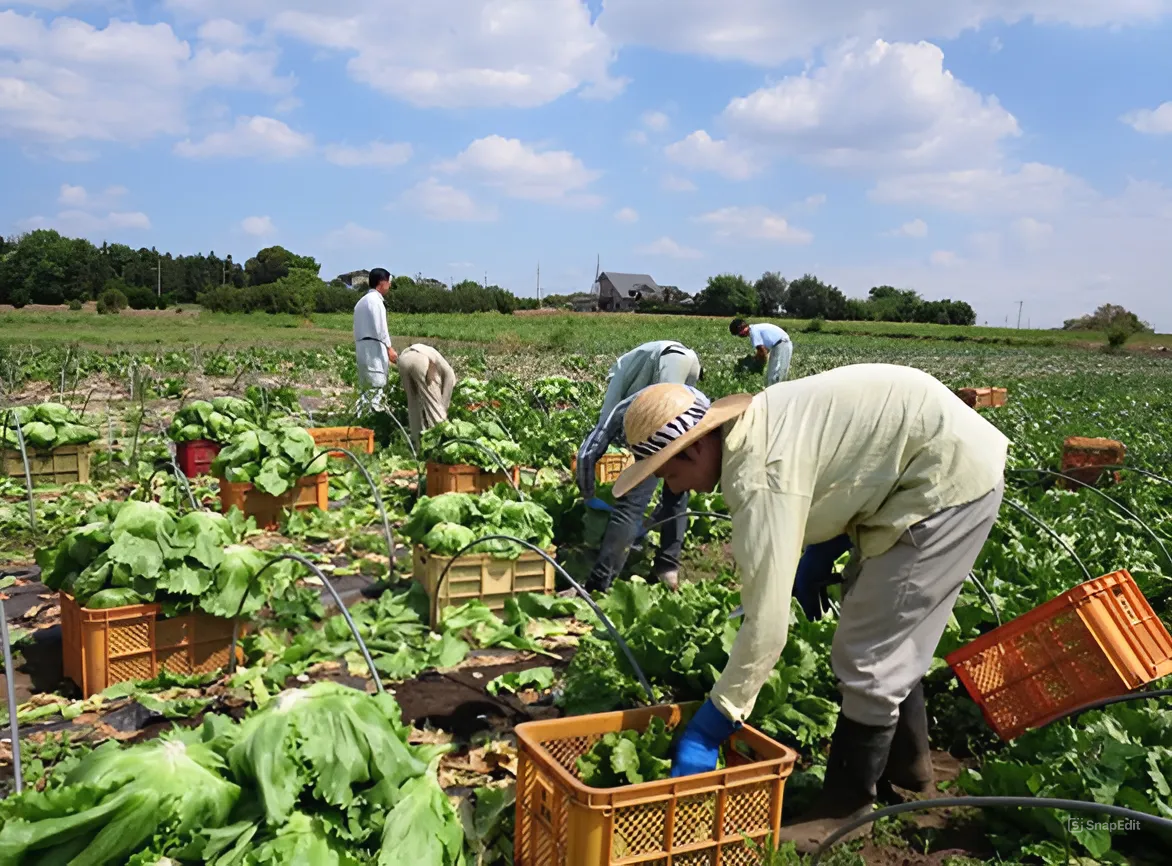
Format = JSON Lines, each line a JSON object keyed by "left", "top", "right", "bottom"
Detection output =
{"left": 730, "top": 318, "right": 792, "bottom": 385}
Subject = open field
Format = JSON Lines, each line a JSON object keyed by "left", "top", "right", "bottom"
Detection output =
{"left": 1, "top": 308, "right": 1171, "bottom": 864}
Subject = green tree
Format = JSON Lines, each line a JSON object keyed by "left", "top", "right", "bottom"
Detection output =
{"left": 1063, "top": 303, "right": 1152, "bottom": 335}
{"left": 783, "top": 274, "right": 847, "bottom": 319}
{"left": 867, "top": 285, "right": 922, "bottom": 322}
{"left": 697, "top": 273, "right": 756, "bottom": 315}
{"left": 245, "top": 246, "right": 321, "bottom": 285}
{"left": 754, "top": 272, "right": 788, "bottom": 316}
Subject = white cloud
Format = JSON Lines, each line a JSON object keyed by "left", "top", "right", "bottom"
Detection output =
{"left": 720, "top": 40, "right": 1019, "bottom": 172}
{"left": 627, "top": 130, "right": 649, "bottom": 145}
{"left": 399, "top": 178, "right": 498, "bottom": 222}
{"left": 662, "top": 174, "right": 697, "bottom": 192}
{"left": 440, "top": 135, "right": 603, "bottom": 206}
{"left": 197, "top": 19, "right": 252, "bottom": 48}
{"left": 870, "top": 162, "right": 1094, "bottom": 214}
{"left": 325, "top": 221, "right": 385, "bottom": 248}
{"left": 56, "top": 183, "right": 127, "bottom": 208}
{"left": 614, "top": 207, "right": 639, "bottom": 223}
{"left": 930, "top": 250, "right": 960, "bottom": 266}
{"left": 241, "top": 215, "right": 276, "bottom": 236}
{"left": 174, "top": 115, "right": 313, "bottom": 159}
{"left": 1121, "top": 101, "right": 1172, "bottom": 134}
{"left": 1011, "top": 216, "right": 1054, "bottom": 247}
{"left": 642, "top": 110, "right": 670, "bottom": 131}
{"left": 598, "top": 0, "right": 1172, "bottom": 66}
{"left": 695, "top": 206, "right": 813, "bottom": 244}
{"left": 171, "top": 0, "right": 622, "bottom": 109}
{"left": 885, "top": 218, "right": 929, "bottom": 238}
{"left": 0, "top": 11, "right": 294, "bottom": 147}
{"left": 273, "top": 96, "right": 302, "bottom": 113}
{"left": 990, "top": 36, "right": 1004, "bottom": 53}
{"left": 635, "top": 236, "right": 703, "bottom": 259}
{"left": 664, "top": 130, "right": 762, "bottom": 180}
{"left": 21, "top": 209, "right": 151, "bottom": 235}
{"left": 804, "top": 193, "right": 827, "bottom": 208}
{"left": 58, "top": 183, "right": 87, "bottom": 206}
{"left": 324, "top": 141, "right": 413, "bottom": 167}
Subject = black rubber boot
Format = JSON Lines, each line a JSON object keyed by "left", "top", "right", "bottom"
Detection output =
{"left": 775, "top": 713, "right": 897, "bottom": 855}
{"left": 879, "top": 681, "right": 936, "bottom": 799}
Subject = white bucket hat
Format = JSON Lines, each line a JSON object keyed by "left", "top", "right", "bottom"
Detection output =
{"left": 612, "top": 383, "right": 753, "bottom": 497}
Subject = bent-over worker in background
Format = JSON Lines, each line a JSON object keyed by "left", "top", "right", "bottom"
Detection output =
{"left": 353, "top": 268, "right": 397, "bottom": 408}
{"left": 730, "top": 317, "right": 792, "bottom": 385}
{"left": 397, "top": 343, "right": 456, "bottom": 451}
{"left": 576, "top": 341, "right": 703, "bottom": 593}
{"left": 609, "top": 363, "right": 1008, "bottom": 853}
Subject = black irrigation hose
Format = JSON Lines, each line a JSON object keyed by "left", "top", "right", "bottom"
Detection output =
{"left": 2, "top": 409, "right": 36, "bottom": 531}
{"left": 144, "top": 463, "right": 200, "bottom": 512}
{"left": 431, "top": 534, "right": 656, "bottom": 703}
{"left": 809, "top": 796, "right": 1172, "bottom": 865}
{"left": 427, "top": 437, "right": 524, "bottom": 500}
{"left": 226, "top": 552, "right": 384, "bottom": 694}
{"left": 1009, "top": 468, "right": 1172, "bottom": 574}
{"left": 302, "top": 447, "right": 397, "bottom": 568}
{"left": 1033, "top": 687, "right": 1172, "bottom": 729}
{"left": 1003, "top": 498, "right": 1093, "bottom": 582}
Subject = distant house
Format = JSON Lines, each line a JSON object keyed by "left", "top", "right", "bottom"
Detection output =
{"left": 569, "top": 293, "right": 598, "bottom": 312}
{"left": 337, "top": 269, "right": 370, "bottom": 289}
{"left": 592, "top": 271, "right": 667, "bottom": 311}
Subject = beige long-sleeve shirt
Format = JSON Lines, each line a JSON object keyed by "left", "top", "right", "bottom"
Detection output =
{"left": 709, "top": 363, "right": 1010, "bottom": 723}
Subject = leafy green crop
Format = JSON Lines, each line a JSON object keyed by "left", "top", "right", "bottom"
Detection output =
{"left": 485, "top": 666, "right": 556, "bottom": 696}
{"left": 402, "top": 491, "right": 554, "bottom": 558}
{"left": 211, "top": 424, "right": 329, "bottom": 496}
{"left": 168, "top": 398, "right": 259, "bottom": 445}
{"left": 576, "top": 716, "right": 674, "bottom": 788}
{"left": 1, "top": 402, "right": 99, "bottom": 450}
{"left": 422, "top": 419, "right": 524, "bottom": 470}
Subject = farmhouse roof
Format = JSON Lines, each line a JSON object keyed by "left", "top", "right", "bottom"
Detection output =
{"left": 600, "top": 271, "right": 661, "bottom": 296}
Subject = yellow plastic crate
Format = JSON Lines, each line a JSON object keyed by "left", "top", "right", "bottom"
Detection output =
{"left": 413, "top": 544, "right": 556, "bottom": 628}
{"left": 1, "top": 444, "right": 92, "bottom": 485}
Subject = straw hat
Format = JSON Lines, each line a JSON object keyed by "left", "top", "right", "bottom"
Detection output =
{"left": 612, "top": 383, "right": 753, "bottom": 497}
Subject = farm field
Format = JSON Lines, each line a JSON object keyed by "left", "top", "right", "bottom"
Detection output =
{"left": 1, "top": 308, "right": 1172, "bottom": 865}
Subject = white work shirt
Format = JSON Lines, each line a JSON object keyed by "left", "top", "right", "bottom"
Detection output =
{"left": 598, "top": 340, "right": 700, "bottom": 423}
{"left": 749, "top": 323, "right": 788, "bottom": 350}
{"left": 709, "top": 363, "right": 1009, "bottom": 724}
{"left": 353, "top": 289, "right": 391, "bottom": 348}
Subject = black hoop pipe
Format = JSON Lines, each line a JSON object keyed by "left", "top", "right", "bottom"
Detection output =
{"left": 426, "top": 438, "right": 524, "bottom": 500}
{"left": 144, "top": 463, "right": 200, "bottom": 512}
{"left": 226, "top": 552, "right": 383, "bottom": 693}
{"left": 1003, "top": 499, "right": 1093, "bottom": 581}
{"left": 7, "top": 411, "right": 36, "bottom": 532}
{"left": 1, "top": 596, "right": 23, "bottom": 794}
{"left": 1032, "top": 687, "right": 1172, "bottom": 730}
{"left": 301, "top": 448, "right": 396, "bottom": 568}
{"left": 810, "top": 796, "right": 1172, "bottom": 865}
{"left": 1008, "top": 468, "right": 1172, "bottom": 573}
{"left": 431, "top": 534, "right": 655, "bottom": 703}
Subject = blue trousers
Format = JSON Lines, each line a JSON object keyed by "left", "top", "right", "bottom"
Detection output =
{"left": 587, "top": 474, "right": 688, "bottom": 592}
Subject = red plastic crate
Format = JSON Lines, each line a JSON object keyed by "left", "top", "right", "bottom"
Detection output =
{"left": 946, "top": 570, "right": 1172, "bottom": 740}
{"left": 176, "top": 439, "right": 221, "bottom": 477}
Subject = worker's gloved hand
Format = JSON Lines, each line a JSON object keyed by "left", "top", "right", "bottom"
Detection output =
{"left": 671, "top": 700, "right": 741, "bottom": 778}
{"left": 793, "top": 534, "right": 853, "bottom": 620}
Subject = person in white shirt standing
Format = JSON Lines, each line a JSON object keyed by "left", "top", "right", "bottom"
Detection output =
{"left": 397, "top": 343, "right": 456, "bottom": 450}
{"left": 353, "top": 268, "right": 397, "bottom": 406}
{"left": 730, "top": 317, "right": 792, "bottom": 385}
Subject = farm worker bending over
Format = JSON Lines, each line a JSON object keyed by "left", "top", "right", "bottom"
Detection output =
{"left": 353, "top": 267, "right": 397, "bottom": 396}
{"left": 397, "top": 343, "right": 456, "bottom": 450}
{"left": 730, "top": 318, "right": 792, "bottom": 385}
{"left": 576, "top": 341, "right": 702, "bottom": 593}
{"left": 610, "top": 364, "right": 1008, "bottom": 853}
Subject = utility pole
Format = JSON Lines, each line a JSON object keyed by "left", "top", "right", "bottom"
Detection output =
{"left": 156, "top": 252, "right": 161, "bottom": 298}
{"left": 595, "top": 254, "right": 600, "bottom": 281}
{"left": 1016, "top": 301, "right": 1024, "bottom": 330}
{"left": 537, "top": 262, "right": 541, "bottom": 305}
{"left": 484, "top": 271, "right": 487, "bottom": 290}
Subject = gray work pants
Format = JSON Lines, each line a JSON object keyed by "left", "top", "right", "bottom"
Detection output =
{"left": 832, "top": 479, "right": 1005, "bottom": 727}
{"left": 399, "top": 349, "right": 453, "bottom": 449}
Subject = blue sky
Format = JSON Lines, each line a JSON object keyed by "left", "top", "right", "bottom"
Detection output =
{"left": 2, "top": 1, "right": 1171, "bottom": 330}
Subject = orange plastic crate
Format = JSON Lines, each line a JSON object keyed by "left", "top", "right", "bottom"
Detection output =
{"left": 1060, "top": 436, "right": 1125, "bottom": 488}
{"left": 425, "top": 461, "right": 520, "bottom": 495}
{"left": 60, "top": 592, "right": 242, "bottom": 698}
{"left": 569, "top": 452, "right": 635, "bottom": 485}
{"left": 955, "top": 387, "right": 1007, "bottom": 408}
{"left": 946, "top": 570, "right": 1172, "bottom": 741}
{"left": 514, "top": 703, "right": 798, "bottom": 866}
{"left": 308, "top": 426, "right": 375, "bottom": 459}
{"left": 218, "top": 472, "right": 328, "bottom": 530}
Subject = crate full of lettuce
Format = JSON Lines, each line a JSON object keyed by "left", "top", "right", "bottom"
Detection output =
{"left": 422, "top": 419, "right": 525, "bottom": 495}
{"left": 167, "top": 397, "right": 260, "bottom": 477}
{"left": 1, "top": 402, "right": 100, "bottom": 485}
{"left": 403, "top": 491, "right": 557, "bottom": 627}
{"left": 35, "top": 501, "right": 301, "bottom": 695}
{"left": 211, "top": 425, "right": 330, "bottom": 530}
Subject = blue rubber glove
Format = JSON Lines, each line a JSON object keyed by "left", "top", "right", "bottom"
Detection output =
{"left": 670, "top": 699, "right": 741, "bottom": 778}
{"left": 793, "top": 534, "right": 852, "bottom": 620}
